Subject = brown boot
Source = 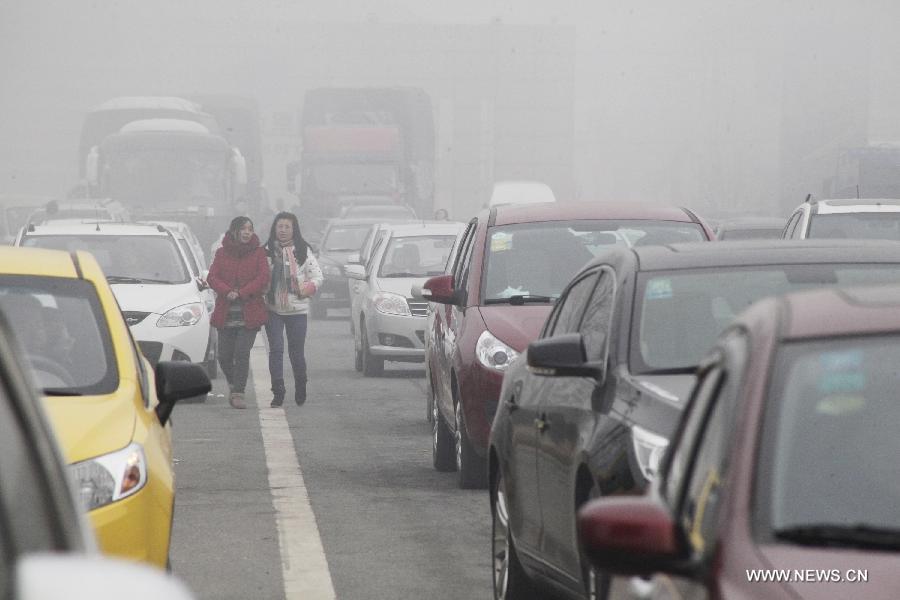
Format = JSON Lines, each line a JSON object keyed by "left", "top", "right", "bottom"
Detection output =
{"left": 229, "top": 392, "right": 246, "bottom": 409}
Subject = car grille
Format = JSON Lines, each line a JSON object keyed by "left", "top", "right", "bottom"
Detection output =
{"left": 407, "top": 300, "right": 429, "bottom": 317}
{"left": 137, "top": 341, "right": 163, "bottom": 365}
{"left": 123, "top": 311, "right": 151, "bottom": 326}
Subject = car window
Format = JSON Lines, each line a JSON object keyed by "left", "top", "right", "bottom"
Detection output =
{"left": 0, "top": 276, "right": 119, "bottom": 395}
{"left": 23, "top": 235, "right": 189, "bottom": 284}
{"left": 548, "top": 271, "right": 597, "bottom": 336}
{"left": 366, "top": 235, "right": 387, "bottom": 275}
{"left": 580, "top": 269, "right": 616, "bottom": 362}
{"left": 378, "top": 235, "right": 458, "bottom": 278}
{"left": 178, "top": 239, "right": 200, "bottom": 276}
{"left": 322, "top": 225, "right": 371, "bottom": 252}
{"left": 454, "top": 223, "right": 478, "bottom": 293}
{"left": 450, "top": 222, "right": 476, "bottom": 281}
{"left": 808, "top": 212, "right": 900, "bottom": 241}
{"left": 783, "top": 211, "right": 800, "bottom": 238}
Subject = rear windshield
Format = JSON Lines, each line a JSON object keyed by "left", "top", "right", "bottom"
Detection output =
{"left": 482, "top": 219, "right": 705, "bottom": 303}
{"left": 378, "top": 235, "right": 457, "bottom": 278}
{"left": 808, "top": 213, "right": 900, "bottom": 241}
{"left": 633, "top": 264, "right": 900, "bottom": 372}
{"left": 322, "top": 225, "right": 372, "bottom": 252}
{"left": 756, "top": 337, "right": 900, "bottom": 538}
{"left": 23, "top": 235, "right": 189, "bottom": 284}
{"left": 718, "top": 228, "right": 783, "bottom": 241}
{"left": 0, "top": 276, "right": 118, "bottom": 395}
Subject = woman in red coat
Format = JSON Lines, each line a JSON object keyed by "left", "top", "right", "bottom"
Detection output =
{"left": 208, "top": 216, "right": 270, "bottom": 409}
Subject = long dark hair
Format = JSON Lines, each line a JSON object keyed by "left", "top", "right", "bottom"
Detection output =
{"left": 228, "top": 216, "right": 254, "bottom": 240}
{"left": 265, "top": 211, "right": 309, "bottom": 264}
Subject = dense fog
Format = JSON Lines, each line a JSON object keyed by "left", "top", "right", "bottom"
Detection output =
{"left": 2, "top": 0, "right": 900, "bottom": 220}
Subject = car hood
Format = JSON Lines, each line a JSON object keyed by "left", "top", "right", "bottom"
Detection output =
{"left": 755, "top": 543, "right": 898, "bottom": 599}
{"left": 41, "top": 394, "right": 136, "bottom": 464}
{"left": 111, "top": 282, "right": 199, "bottom": 314}
{"left": 376, "top": 276, "right": 431, "bottom": 298}
{"left": 478, "top": 305, "right": 553, "bottom": 352}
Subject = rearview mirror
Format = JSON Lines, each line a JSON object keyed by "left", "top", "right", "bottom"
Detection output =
{"left": 422, "top": 274, "right": 462, "bottom": 305}
{"left": 344, "top": 264, "right": 366, "bottom": 280}
{"left": 578, "top": 496, "right": 692, "bottom": 578}
{"left": 527, "top": 333, "right": 605, "bottom": 380}
{"left": 154, "top": 361, "right": 211, "bottom": 425}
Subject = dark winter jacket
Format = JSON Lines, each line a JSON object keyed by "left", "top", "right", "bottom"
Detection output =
{"left": 208, "top": 233, "right": 270, "bottom": 329}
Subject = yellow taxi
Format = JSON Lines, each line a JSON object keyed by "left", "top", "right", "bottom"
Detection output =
{"left": 0, "top": 246, "right": 210, "bottom": 568}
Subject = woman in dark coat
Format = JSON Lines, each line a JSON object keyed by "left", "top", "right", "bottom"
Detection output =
{"left": 208, "top": 216, "right": 270, "bottom": 409}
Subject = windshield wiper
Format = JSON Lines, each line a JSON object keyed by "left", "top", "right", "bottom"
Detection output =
{"left": 484, "top": 294, "right": 555, "bottom": 305}
{"left": 43, "top": 388, "right": 84, "bottom": 396}
{"left": 381, "top": 272, "right": 423, "bottom": 278}
{"left": 774, "top": 523, "right": 900, "bottom": 551}
{"left": 106, "top": 276, "right": 173, "bottom": 285}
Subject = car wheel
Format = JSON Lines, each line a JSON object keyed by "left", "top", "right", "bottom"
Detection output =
{"left": 455, "top": 399, "right": 487, "bottom": 489}
{"left": 311, "top": 301, "right": 327, "bottom": 319}
{"left": 361, "top": 324, "right": 383, "bottom": 377}
{"left": 432, "top": 401, "right": 455, "bottom": 471}
{"left": 492, "top": 471, "right": 541, "bottom": 600}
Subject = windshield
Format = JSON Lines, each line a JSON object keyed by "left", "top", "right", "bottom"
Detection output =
{"left": 23, "top": 235, "right": 189, "bottom": 284}
{"left": 310, "top": 164, "right": 398, "bottom": 194}
{"left": 322, "top": 225, "right": 372, "bottom": 252}
{"left": 808, "top": 213, "right": 900, "bottom": 241}
{"left": 378, "top": 235, "right": 457, "bottom": 277}
{"left": 757, "top": 337, "right": 900, "bottom": 537}
{"left": 102, "top": 146, "right": 227, "bottom": 209}
{"left": 633, "top": 265, "right": 900, "bottom": 372}
{"left": 482, "top": 220, "right": 705, "bottom": 302}
{"left": 0, "top": 276, "right": 118, "bottom": 394}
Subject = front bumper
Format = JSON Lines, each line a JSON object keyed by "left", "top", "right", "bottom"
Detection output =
{"left": 459, "top": 362, "right": 504, "bottom": 456}
{"left": 366, "top": 311, "right": 427, "bottom": 362}
{"left": 129, "top": 314, "right": 209, "bottom": 364}
{"left": 88, "top": 480, "right": 172, "bottom": 568}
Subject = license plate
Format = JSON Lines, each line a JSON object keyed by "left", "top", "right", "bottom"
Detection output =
{"left": 320, "top": 292, "right": 336, "bottom": 299}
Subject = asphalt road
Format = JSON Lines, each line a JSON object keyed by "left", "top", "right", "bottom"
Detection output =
{"left": 170, "top": 312, "right": 492, "bottom": 600}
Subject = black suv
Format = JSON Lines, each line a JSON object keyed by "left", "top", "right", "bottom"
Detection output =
{"left": 489, "top": 239, "right": 900, "bottom": 600}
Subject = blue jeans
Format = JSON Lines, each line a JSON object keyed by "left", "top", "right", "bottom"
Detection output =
{"left": 264, "top": 312, "right": 308, "bottom": 396}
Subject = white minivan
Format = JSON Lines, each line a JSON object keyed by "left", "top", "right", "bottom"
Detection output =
{"left": 16, "top": 222, "right": 216, "bottom": 377}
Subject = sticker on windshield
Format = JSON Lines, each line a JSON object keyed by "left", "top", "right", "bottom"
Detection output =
{"left": 815, "top": 394, "right": 866, "bottom": 416}
{"left": 645, "top": 278, "right": 673, "bottom": 300}
{"left": 491, "top": 232, "right": 512, "bottom": 252}
{"left": 818, "top": 349, "right": 863, "bottom": 371}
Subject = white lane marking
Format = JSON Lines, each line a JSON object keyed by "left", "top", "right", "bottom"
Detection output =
{"left": 251, "top": 342, "right": 337, "bottom": 600}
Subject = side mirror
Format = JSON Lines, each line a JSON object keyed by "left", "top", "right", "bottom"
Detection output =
{"left": 346, "top": 253, "right": 362, "bottom": 265}
{"left": 577, "top": 496, "right": 692, "bottom": 578}
{"left": 286, "top": 160, "right": 301, "bottom": 193}
{"left": 154, "top": 361, "right": 211, "bottom": 425}
{"left": 17, "top": 553, "right": 196, "bottom": 600}
{"left": 344, "top": 264, "right": 367, "bottom": 280}
{"left": 527, "top": 333, "right": 605, "bottom": 380}
{"left": 422, "top": 274, "right": 462, "bottom": 305}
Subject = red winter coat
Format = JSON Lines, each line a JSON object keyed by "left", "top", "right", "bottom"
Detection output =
{"left": 208, "top": 233, "right": 270, "bottom": 329}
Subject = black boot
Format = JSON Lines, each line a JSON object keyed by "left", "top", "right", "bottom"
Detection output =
{"left": 270, "top": 379, "right": 285, "bottom": 408}
{"left": 294, "top": 378, "right": 307, "bottom": 406}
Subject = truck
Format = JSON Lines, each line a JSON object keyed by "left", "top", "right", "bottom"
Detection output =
{"left": 833, "top": 143, "right": 900, "bottom": 199}
{"left": 85, "top": 118, "right": 247, "bottom": 250}
{"left": 287, "top": 87, "right": 435, "bottom": 233}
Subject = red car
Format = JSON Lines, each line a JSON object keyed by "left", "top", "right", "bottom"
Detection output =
{"left": 422, "top": 202, "right": 713, "bottom": 488}
{"left": 579, "top": 284, "right": 900, "bottom": 600}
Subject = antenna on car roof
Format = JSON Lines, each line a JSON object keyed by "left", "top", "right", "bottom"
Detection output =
{"left": 804, "top": 193, "right": 812, "bottom": 204}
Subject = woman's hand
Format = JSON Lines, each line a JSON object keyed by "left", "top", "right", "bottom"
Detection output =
{"left": 227, "top": 290, "right": 240, "bottom": 301}
{"left": 299, "top": 281, "right": 317, "bottom": 297}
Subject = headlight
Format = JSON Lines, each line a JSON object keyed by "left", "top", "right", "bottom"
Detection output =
{"left": 632, "top": 425, "right": 669, "bottom": 481}
{"left": 70, "top": 443, "right": 147, "bottom": 512}
{"left": 476, "top": 330, "right": 519, "bottom": 372}
{"left": 157, "top": 302, "right": 203, "bottom": 327}
{"left": 373, "top": 292, "right": 411, "bottom": 316}
{"left": 322, "top": 264, "right": 342, "bottom": 277}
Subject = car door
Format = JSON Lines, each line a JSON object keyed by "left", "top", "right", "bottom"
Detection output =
{"left": 533, "top": 269, "right": 609, "bottom": 581}
{"left": 356, "top": 234, "right": 386, "bottom": 347}
{"left": 434, "top": 220, "right": 477, "bottom": 421}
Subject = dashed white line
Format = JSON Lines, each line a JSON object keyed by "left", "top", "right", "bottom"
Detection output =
{"left": 251, "top": 342, "right": 336, "bottom": 600}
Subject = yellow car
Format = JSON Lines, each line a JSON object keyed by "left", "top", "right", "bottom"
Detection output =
{"left": 0, "top": 247, "right": 210, "bottom": 568}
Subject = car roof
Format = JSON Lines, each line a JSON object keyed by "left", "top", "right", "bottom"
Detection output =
{"left": 22, "top": 222, "right": 171, "bottom": 236}
{"left": 0, "top": 246, "right": 81, "bottom": 278}
{"left": 779, "top": 285, "right": 900, "bottom": 340}
{"left": 382, "top": 222, "right": 465, "bottom": 237}
{"left": 617, "top": 239, "right": 900, "bottom": 272}
{"left": 485, "top": 202, "right": 699, "bottom": 227}
{"left": 814, "top": 198, "right": 900, "bottom": 213}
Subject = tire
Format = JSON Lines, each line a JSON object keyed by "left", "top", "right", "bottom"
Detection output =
{"left": 432, "top": 401, "right": 455, "bottom": 472}
{"left": 455, "top": 398, "right": 488, "bottom": 489}
{"left": 311, "top": 301, "right": 327, "bottom": 319}
{"left": 492, "top": 471, "right": 542, "bottom": 600}
{"left": 361, "top": 324, "right": 383, "bottom": 377}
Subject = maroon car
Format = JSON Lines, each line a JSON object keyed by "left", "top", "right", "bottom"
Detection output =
{"left": 422, "top": 202, "right": 713, "bottom": 488}
{"left": 579, "top": 284, "right": 900, "bottom": 600}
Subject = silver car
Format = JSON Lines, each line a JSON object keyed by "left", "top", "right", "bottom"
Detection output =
{"left": 345, "top": 222, "right": 464, "bottom": 376}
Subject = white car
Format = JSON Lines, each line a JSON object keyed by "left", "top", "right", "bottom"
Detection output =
{"left": 783, "top": 197, "right": 900, "bottom": 240}
{"left": 345, "top": 222, "right": 465, "bottom": 376}
{"left": 16, "top": 222, "right": 216, "bottom": 377}
{"left": 488, "top": 180, "right": 556, "bottom": 208}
